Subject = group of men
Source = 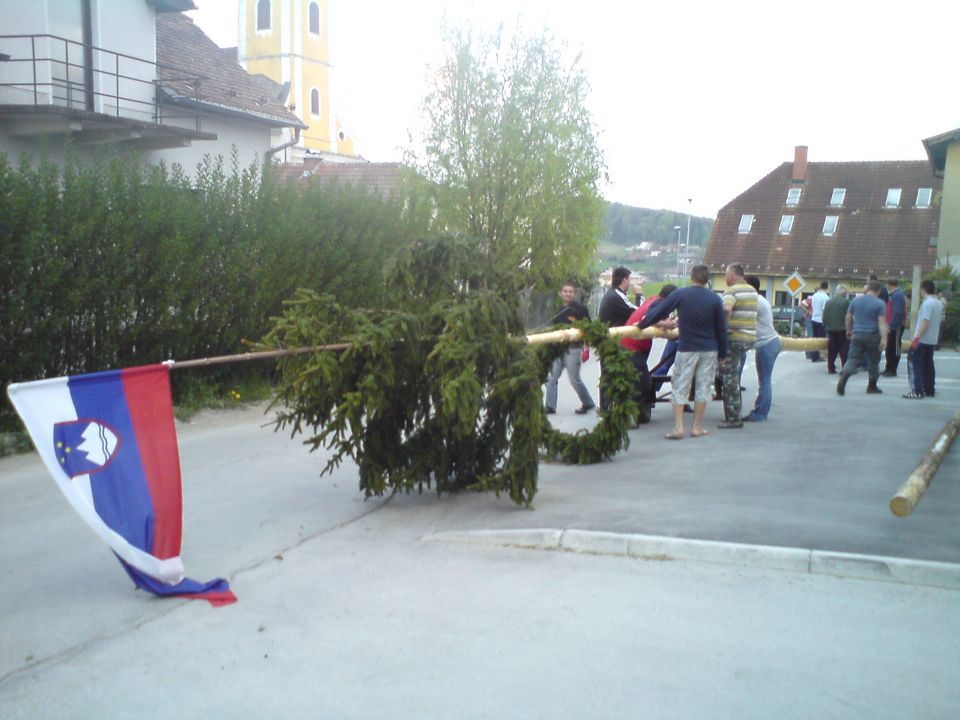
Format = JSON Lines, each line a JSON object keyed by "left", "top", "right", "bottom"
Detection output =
{"left": 544, "top": 266, "right": 946, "bottom": 436}
{"left": 803, "top": 276, "right": 944, "bottom": 399}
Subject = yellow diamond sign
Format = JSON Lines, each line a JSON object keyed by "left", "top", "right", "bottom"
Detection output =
{"left": 783, "top": 271, "right": 806, "bottom": 297}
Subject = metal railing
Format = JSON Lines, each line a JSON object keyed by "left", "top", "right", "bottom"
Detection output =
{"left": 0, "top": 33, "right": 205, "bottom": 130}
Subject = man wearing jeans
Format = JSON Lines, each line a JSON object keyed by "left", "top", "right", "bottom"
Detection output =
{"left": 742, "top": 276, "right": 781, "bottom": 422}
{"left": 837, "top": 281, "right": 888, "bottom": 396}
{"left": 904, "top": 280, "right": 943, "bottom": 399}
{"left": 544, "top": 282, "right": 596, "bottom": 415}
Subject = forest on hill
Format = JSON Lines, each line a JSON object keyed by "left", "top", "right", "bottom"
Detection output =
{"left": 603, "top": 202, "right": 713, "bottom": 248}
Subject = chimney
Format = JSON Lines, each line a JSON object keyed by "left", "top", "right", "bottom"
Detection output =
{"left": 792, "top": 145, "right": 808, "bottom": 183}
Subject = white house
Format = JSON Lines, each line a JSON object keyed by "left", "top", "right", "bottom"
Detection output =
{"left": 0, "top": 0, "right": 304, "bottom": 172}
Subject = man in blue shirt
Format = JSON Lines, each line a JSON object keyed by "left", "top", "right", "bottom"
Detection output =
{"left": 882, "top": 277, "right": 907, "bottom": 377}
{"left": 837, "top": 281, "right": 889, "bottom": 396}
{"left": 638, "top": 264, "right": 727, "bottom": 438}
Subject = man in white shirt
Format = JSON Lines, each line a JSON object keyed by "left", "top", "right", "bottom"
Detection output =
{"left": 904, "top": 279, "right": 944, "bottom": 399}
{"left": 810, "top": 281, "right": 829, "bottom": 363}
{"left": 742, "top": 276, "right": 781, "bottom": 421}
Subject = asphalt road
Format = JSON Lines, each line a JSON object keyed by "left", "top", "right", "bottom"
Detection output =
{"left": 1, "top": 343, "right": 957, "bottom": 718}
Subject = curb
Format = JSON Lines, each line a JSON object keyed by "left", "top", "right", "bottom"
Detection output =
{"left": 420, "top": 528, "right": 960, "bottom": 591}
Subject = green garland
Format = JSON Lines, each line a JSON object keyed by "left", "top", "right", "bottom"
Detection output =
{"left": 536, "top": 319, "right": 637, "bottom": 464}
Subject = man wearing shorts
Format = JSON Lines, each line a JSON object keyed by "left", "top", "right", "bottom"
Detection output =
{"left": 637, "top": 265, "right": 728, "bottom": 439}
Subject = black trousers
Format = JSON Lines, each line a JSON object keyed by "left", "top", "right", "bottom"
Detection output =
{"left": 826, "top": 330, "right": 849, "bottom": 373}
{"left": 884, "top": 326, "right": 904, "bottom": 374}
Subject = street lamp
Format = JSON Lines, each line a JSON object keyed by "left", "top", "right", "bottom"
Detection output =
{"left": 673, "top": 225, "right": 682, "bottom": 281}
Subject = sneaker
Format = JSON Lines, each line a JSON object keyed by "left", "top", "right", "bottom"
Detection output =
{"left": 902, "top": 391, "right": 924, "bottom": 399}
{"left": 545, "top": 408, "right": 556, "bottom": 415}
{"left": 881, "top": 371, "right": 897, "bottom": 377}
{"left": 717, "top": 420, "right": 743, "bottom": 429}
{"left": 574, "top": 405, "right": 595, "bottom": 415}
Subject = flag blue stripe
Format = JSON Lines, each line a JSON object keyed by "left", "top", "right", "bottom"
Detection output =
{"left": 67, "top": 370, "right": 156, "bottom": 554}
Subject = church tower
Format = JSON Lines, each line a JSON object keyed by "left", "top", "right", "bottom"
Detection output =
{"left": 238, "top": 0, "right": 357, "bottom": 157}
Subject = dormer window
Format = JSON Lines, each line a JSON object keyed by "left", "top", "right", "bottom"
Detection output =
{"left": 829, "top": 188, "right": 846, "bottom": 207}
{"left": 785, "top": 188, "right": 801, "bottom": 206}
{"left": 778, "top": 215, "right": 794, "bottom": 235}
{"left": 822, "top": 215, "right": 839, "bottom": 236}
{"left": 738, "top": 214, "right": 754, "bottom": 234}
{"left": 916, "top": 188, "right": 933, "bottom": 208}
{"left": 257, "top": 0, "right": 271, "bottom": 31}
{"left": 885, "top": 188, "right": 901, "bottom": 208}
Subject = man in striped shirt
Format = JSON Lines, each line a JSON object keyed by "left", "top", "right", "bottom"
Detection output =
{"left": 718, "top": 263, "right": 757, "bottom": 429}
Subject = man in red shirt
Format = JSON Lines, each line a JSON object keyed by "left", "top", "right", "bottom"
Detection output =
{"left": 622, "top": 284, "right": 677, "bottom": 424}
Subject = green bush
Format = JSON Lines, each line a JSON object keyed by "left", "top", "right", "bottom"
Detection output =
{"left": 0, "top": 149, "right": 426, "bottom": 430}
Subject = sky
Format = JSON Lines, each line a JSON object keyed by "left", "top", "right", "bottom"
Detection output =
{"left": 187, "top": 0, "right": 960, "bottom": 219}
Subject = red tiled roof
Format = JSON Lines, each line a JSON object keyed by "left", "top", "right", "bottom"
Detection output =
{"left": 704, "top": 160, "right": 942, "bottom": 278}
{"left": 272, "top": 160, "right": 409, "bottom": 199}
{"left": 156, "top": 13, "right": 303, "bottom": 128}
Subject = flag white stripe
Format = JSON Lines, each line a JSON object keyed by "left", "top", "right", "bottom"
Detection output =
{"left": 7, "top": 378, "right": 185, "bottom": 584}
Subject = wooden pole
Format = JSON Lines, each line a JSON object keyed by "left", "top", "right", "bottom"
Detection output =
{"left": 164, "top": 343, "right": 351, "bottom": 370}
{"left": 164, "top": 326, "right": 868, "bottom": 370}
{"left": 889, "top": 409, "right": 960, "bottom": 517}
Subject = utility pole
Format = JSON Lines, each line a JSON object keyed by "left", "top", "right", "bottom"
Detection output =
{"left": 683, "top": 199, "right": 692, "bottom": 286}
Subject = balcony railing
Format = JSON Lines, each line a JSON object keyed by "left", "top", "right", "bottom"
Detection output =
{"left": 0, "top": 33, "right": 205, "bottom": 130}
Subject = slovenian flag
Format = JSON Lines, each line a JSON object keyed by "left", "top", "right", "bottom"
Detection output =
{"left": 7, "top": 364, "right": 236, "bottom": 606}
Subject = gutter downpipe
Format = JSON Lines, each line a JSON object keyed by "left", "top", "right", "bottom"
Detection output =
{"left": 265, "top": 126, "right": 301, "bottom": 163}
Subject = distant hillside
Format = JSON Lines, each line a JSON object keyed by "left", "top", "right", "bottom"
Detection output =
{"left": 603, "top": 203, "right": 713, "bottom": 248}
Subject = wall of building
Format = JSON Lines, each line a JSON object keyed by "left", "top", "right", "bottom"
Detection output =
{"left": 90, "top": 0, "right": 158, "bottom": 120}
{"left": 0, "top": 0, "right": 157, "bottom": 118}
{"left": 143, "top": 115, "right": 278, "bottom": 175}
{"left": 708, "top": 272, "right": 874, "bottom": 308}
{"left": 0, "top": 113, "right": 277, "bottom": 182}
{"left": 940, "top": 142, "right": 960, "bottom": 266}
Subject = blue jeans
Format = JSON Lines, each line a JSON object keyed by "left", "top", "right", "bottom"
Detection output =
{"left": 545, "top": 346, "right": 595, "bottom": 410}
{"left": 748, "top": 338, "right": 781, "bottom": 420}
{"left": 910, "top": 344, "right": 936, "bottom": 396}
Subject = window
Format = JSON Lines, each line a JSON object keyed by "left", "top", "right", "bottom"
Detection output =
{"left": 309, "top": 2, "right": 320, "bottom": 35}
{"left": 885, "top": 188, "right": 901, "bottom": 208}
{"left": 256, "top": 0, "right": 271, "bottom": 31}
{"left": 829, "top": 188, "right": 846, "bottom": 207}
{"left": 310, "top": 88, "right": 320, "bottom": 116}
{"left": 785, "top": 188, "right": 801, "bottom": 206}
{"left": 822, "top": 215, "right": 839, "bottom": 236}
{"left": 738, "top": 214, "right": 754, "bottom": 234}
{"left": 916, "top": 188, "right": 933, "bottom": 208}
{"left": 774, "top": 291, "right": 790, "bottom": 307}
{"left": 778, "top": 215, "right": 794, "bottom": 235}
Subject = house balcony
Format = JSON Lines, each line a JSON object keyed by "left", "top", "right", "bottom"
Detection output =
{"left": 0, "top": 34, "right": 215, "bottom": 151}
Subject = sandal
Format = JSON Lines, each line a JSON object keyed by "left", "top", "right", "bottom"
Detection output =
{"left": 691, "top": 429, "right": 709, "bottom": 437}
{"left": 665, "top": 431, "right": 684, "bottom": 440}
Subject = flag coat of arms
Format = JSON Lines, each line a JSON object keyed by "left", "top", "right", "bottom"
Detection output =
{"left": 7, "top": 364, "right": 236, "bottom": 606}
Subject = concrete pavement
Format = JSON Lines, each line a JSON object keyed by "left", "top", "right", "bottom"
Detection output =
{"left": 0, "top": 342, "right": 958, "bottom": 718}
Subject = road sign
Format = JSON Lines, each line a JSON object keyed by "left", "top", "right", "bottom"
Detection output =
{"left": 783, "top": 271, "right": 806, "bottom": 297}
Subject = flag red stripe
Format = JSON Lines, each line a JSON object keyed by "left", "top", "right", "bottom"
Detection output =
{"left": 122, "top": 365, "right": 183, "bottom": 559}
